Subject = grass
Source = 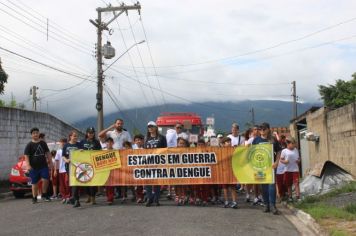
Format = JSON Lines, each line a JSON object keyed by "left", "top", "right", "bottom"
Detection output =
{"left": 330, "top": 229, "right": 349, "bottom": 236}
{"left": 294, "top": 181, "right": 356, "bottom": 236}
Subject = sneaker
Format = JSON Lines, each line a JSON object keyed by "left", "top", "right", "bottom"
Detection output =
{"left": 145, "top": 200, "right": 153, "bottom": 207}
{"left": 32, "top": 197, "right": 37, "bottom": 204}
{"left": 263, "top": 206, "right": 270, "bottom": 213}
{"left": 136, "top": 198, "right": 143, "bottom": 204}
{"left": 230, "top": 201, "right": 238, "bottom": 209}
{"left": 43, "top": 194, "right": 51, "bottom": 202}
{"left": 271, "top": 205, "right": 279, "bottom": 215}
{"left": 201, "top": 201, "right": 208, "bottom": 206}
{"left": 166, "top": 194, "right": 172, "bottom": 200}
{"left": 107, "top": 201, "right": 113, "bottom": 205}
{"left": 253, "top": 197, "right": 259, "bottom": 205}
{"left": 245, "top": 196, "right": 251, "bottom": 203}
{"left": 62, "top": 198, "right": 67, "bottom": 204}
{"left": 223, "top": 201, "right": 229, "bottom": 208}
{"left": 67, "top": 198, "right": 75, "bottom": 205}
{"left": 73, "top": 200, "right": 81, "bottom": 208}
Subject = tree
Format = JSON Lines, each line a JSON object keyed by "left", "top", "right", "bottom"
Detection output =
{"left": 0, "top": 58, "right": 8, "bottom": 94}
{"left": 318, "top": 75, "right": 356, "bottom": 109}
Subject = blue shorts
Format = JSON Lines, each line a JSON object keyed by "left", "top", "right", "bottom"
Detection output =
{"left": 29, "top": 167, "right": 49, "bottom": 184}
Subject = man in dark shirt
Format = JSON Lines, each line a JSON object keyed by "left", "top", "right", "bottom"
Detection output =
{"left": 252, "top": 122, "right": 282, "bottom": 215}
{"left": 24, "top": 127, "right": 52, "bottom": 204}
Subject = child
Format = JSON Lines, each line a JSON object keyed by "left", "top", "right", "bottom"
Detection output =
{"left": 50, "top": 150, "right": 59, "bottom": 199}
{"left": 221, "top": 137, "right": 238, "bottom": 209}
{"left": 105, "top": 137, "right": 115, "bottom": 205}
{"left": 280, "top": 137, "right": 300, "bottom": 201}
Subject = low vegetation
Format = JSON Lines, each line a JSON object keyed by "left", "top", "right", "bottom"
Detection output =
{"left": 294, "top": 181, "right": 356, "bottom": 236}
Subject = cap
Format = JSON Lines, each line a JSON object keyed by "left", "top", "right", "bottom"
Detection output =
{"left": 260, "top": 122, "right": 270, "bottom": 129}
{"left": 86, "top": 127, "right": 95, "bottom": 133}
{"left": 286, "top": 136, "right": 296, "bottom": 143}
{"left": 30, "top": 127, "right": 39, "bottom": 134}
{"left": 147, "top": 121, "right": 157, "bottom": 127}
{"left": 217, "top": 134, "right": 223, "bottom": 138}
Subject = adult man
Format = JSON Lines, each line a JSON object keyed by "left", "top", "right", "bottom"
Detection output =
{"left": 24, "top": 127, "right": 52, "bottom": 203}
{"left": 99, "top": 118, "right": 132, "bottom": 150}
{"left": 175, "top": 123, "right": 189, "bottom": 140}
{"left": 227, "top": 123, "right": 245, "bottom": 147}
{"left": 252, "top": 122, "right": 282, "bottom": 215}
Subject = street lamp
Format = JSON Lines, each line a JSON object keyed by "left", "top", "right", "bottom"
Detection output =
{"left": 104, "top": 40, "right": 145, "bottom": 72}
{"left": 96, "top": 40, "right": 145, "bottom": 132}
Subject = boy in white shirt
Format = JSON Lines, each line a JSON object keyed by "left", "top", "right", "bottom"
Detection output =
{"left": 280, "top": 137, "right": 300, "bottom": 201}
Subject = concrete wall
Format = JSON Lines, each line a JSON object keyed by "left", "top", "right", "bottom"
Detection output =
{"left": 0, "top": 107, "right": 83, "bottom": 180}
{"left": 305, "top": 102, "right": 356, "bottom": 176}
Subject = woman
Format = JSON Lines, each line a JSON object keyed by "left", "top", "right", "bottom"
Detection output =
{"left": 62, "top": 131, "right": 81, "bottom": 207}
{"left": 144, "top": 121, "right": 167, "bottom": 207}
{"left": 79, "top": 127, "right": 101, "bottom": 205}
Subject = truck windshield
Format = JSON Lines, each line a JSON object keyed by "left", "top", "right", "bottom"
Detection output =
{"left": 158, "top": 126, "right": 201, "bottom": 136}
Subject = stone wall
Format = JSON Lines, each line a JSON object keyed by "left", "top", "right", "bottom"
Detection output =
{"left": 0, "top": 107, "right": 83, "bottom": 180}
{"left": 306, "top": 102, "right": 356, "bottom": 176}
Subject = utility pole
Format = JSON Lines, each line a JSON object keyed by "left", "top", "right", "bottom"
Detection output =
{"left": 30, "top": 86, "right": 39, "bottom": 111}
{"left": 90, "top": 3, "right": 141, "bottom": 133}
{"left": 250, "top": 107, "right": 255, "bottom": 125}
{"left": 292, "top": 81, "right": 297, "bottom": 119}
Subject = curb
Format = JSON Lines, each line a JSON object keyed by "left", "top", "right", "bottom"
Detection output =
{"left": 282, "top": 202, "right": 326, "bottom": 236}
{"left": 0, "top": 191, "right": 13, "bottom": 199}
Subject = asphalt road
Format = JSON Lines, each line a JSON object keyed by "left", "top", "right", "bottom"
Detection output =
{"left": 0, "top": 195, "right": 300, "bottom": 236}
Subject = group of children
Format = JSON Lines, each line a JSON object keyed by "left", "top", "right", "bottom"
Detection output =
{"left": 45, "top": 121, "right": 301, "bottom": 211}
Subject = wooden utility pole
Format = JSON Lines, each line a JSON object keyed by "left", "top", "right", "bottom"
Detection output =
{"left": 30, "top": 86, "right": 38, "bottom": 111}
{"left": 90, "top": 3, "right": 141, "bottom": 133}
{"left": 292, "top": 81, "right": 297, "bottom": 119}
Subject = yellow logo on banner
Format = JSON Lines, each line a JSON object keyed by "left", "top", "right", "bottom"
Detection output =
{"left": 70, "top": 150, "right": 121, "bottom": 186}
{"left": 231, "top": 144, "right": 274, "bottom": 184}
{"left": 92, "top": 151, "right": 121, "bottom": 171}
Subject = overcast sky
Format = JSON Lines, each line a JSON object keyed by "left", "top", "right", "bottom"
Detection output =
{"left": 1, "top": 0, "right": 355, "bottom": 123}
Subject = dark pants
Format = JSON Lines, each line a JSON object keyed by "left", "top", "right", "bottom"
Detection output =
{"left": 86, "top": 186, "right": 97, "bottom": 197}
{"left": 72, "top": 187, "right": 80, "bottom": 201}
{"left": 145, "top": 186, "right": 161, "bottom": 203}
{"left": 262, "top": 184, "right": 276, "bottom": 207}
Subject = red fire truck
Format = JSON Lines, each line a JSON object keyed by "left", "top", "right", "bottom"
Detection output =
{"left": 156, "top": 112, "right": 204, "bottom": 136}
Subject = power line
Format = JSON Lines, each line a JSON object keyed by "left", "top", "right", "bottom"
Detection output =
{"left": 116, "top": 15, "right": 356, "bottom": 70}
{"left": 0, "top": 46, "right": 96, "bottom": 83}
{"left": 0, "top": 25, "right": 93, "bottom": 76}
{"left": 5, "top": 0, "right": 93, "bottom": 51}
{"left": 113, "top": 19, "right": 155, "bottom": 119}
{"left": 139, "top": 16, "right": 167, "bottom": 109}
{"left": 126, "top": 14, "right": 162, "bottom": 113}
{"left": 108, "top": 67, "right": 249, "bottom": 113}
{"left": 0, "top": 3, "right": 92, "bottom": 55}
{"left": 15, "top": 0, "right": 94, "bottom": 47}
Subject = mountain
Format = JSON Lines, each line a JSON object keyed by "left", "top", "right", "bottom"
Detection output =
{"left": 74, "top": 100, "right": 321, "bottom": 134}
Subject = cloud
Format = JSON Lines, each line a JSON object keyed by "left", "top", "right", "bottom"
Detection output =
{"left": 1, "top": 0, "right": 356, "bottom": 123}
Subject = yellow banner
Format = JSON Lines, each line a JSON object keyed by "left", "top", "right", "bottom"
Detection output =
{"left": 69, "top": 145, "right": 274, "bottom": 186}
{"left": 69, "top": 150, "right": 121, "bottom": 186}
{"left": 232, "top": 144, "right": 274, "bottom": 184}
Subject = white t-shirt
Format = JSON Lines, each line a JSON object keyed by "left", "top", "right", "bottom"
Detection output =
{"left": 54, "top": 149, "right": 66, "bottom": 173}
{"left": 227, "top": 134, "right": 245, "bottom": 146}
{"left": 245, "top": 137, "right": 254, "bottom": 146}
{"left": 177, "top": 132, "right": 189, "bottom": 141}
{"left": 281, "top": 148, "right": 300, "bottom": 172}
{"left": 106, "top": 130, "right": 132, "bottom": 150}
{"left": 276, "top": 161, "right": 286, "bottom": 175}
